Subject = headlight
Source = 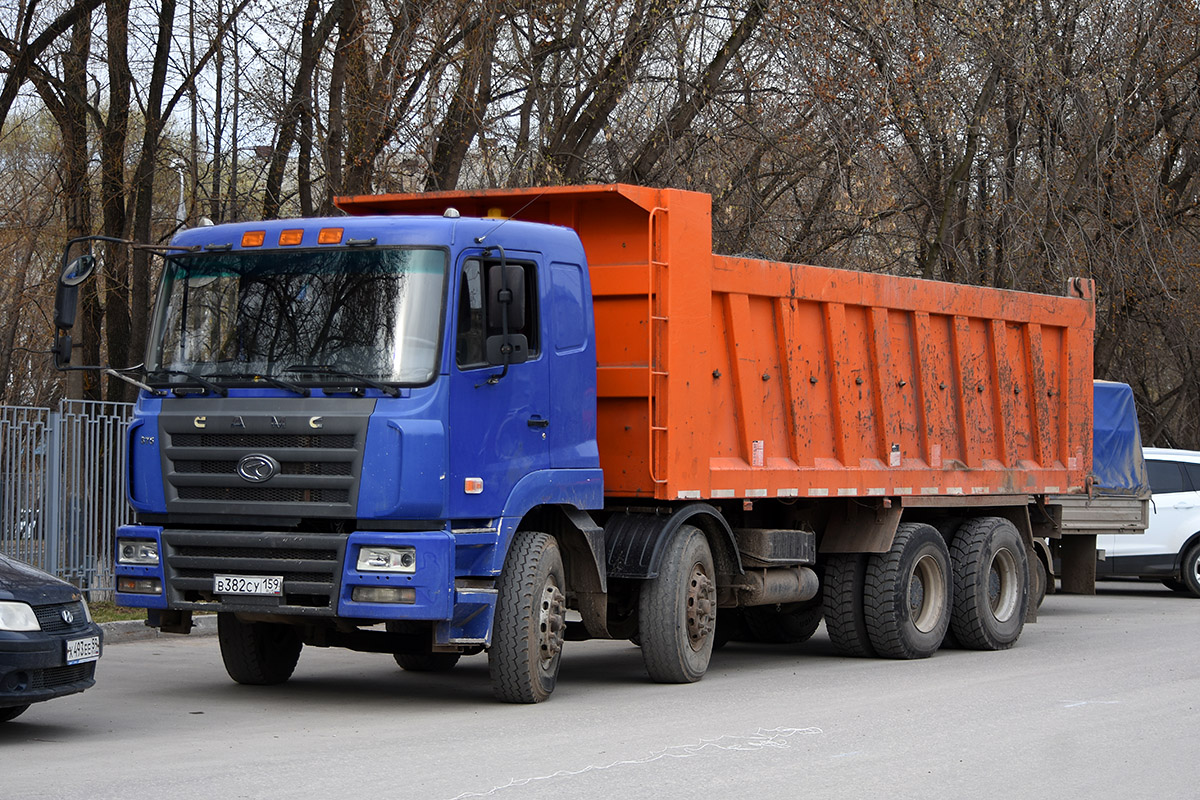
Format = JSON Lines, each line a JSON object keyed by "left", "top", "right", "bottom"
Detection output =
{"left": 118, "top": 538, "right": 159, "bottom": 565}
{"left": 356, "top": 546, "right": 417, "bottom": 573}
{"left": 0, "top": 601, "right": 40, "bottom": 631}
{"left": 81, "top": 598, "right": 93, "bottom": 623}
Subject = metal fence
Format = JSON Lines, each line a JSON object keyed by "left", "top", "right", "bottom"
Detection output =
{"left": 1, "top": 400, "right": 134, "bottom": 596}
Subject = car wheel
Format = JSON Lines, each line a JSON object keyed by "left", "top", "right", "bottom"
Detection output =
{"left": 1179, "top": 542, "right": 1200, "bottom": 598}
{"left": 0, "top": 704, "right": 30, "bottom": 723}
{"left": 1162, "top": 578, "right": 1189, "bottom": 594}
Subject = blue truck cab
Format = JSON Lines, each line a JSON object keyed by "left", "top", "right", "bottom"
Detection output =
{"left": 108, "top": 212, "right": 603, "bottom": 697}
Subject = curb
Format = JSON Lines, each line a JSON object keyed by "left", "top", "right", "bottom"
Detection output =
{"left": 99, "top": 614, "right": 218, "bottom": 644}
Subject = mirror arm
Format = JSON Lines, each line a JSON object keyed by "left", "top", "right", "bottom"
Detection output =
{"left": 484, "top": 245, "right": 512, "bottom": 386}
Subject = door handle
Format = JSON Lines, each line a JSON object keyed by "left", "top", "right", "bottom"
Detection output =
{"left": 527, "top": 416, "right": 549, "bottom": 429}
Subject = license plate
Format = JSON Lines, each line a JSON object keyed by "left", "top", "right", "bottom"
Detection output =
{"left": 66, "top": 635, "right": 100, "bottom": 665}
{"left": 213, "top": 574, "right": 283, "bottom": 596}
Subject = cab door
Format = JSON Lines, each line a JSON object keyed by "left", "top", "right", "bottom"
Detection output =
{"left": 447, "top": 252, "right": 549, "bottom": 519}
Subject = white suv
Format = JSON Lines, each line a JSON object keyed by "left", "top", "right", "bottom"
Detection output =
{"left": 1099, "top": 447, "right": 1200, "bottom": 596}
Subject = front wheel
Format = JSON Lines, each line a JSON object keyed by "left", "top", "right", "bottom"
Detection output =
{"left": 864, "top": 523, "right": 952, "bottom": 659}
{"left": 489, "top": 531, "right": 567, "bottom": 703}
{"left": 1178, "top": 542, "right": 1200, "bottom": 598}
{"left": 638, "top": 524, "right": 717, "bottom": 683}
{"left": 0, "top": 704, "right": 30, "bottom": 723}
{"left": 217, "top": 613, "right": 303, "bottom": 685}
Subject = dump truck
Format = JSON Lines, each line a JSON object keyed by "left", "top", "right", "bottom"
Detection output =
{"left": 54, "top": 184, "right": 1095, "bottom": 702}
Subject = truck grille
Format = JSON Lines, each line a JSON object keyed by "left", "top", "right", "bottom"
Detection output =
{"left": 162, "top": 530, "right": 344, "bottom": 614}
{"left": 158, "top": 398, "right": 373, "bottom": 519}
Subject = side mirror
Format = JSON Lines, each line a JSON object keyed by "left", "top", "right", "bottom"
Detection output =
{"left": 54, "top": 253, "right": 96, "bottom": 331}
{"left": 487, "top": 264, "right": 525, "bottom": 331}
{"left": 486, "top": 333, "right": 529, "bottom": 366}
{"left": 53, "top": 252, "right": 97, "bottom": 369}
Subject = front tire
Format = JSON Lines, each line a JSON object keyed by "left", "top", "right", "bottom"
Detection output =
{"left": 638, "top": 524, "right": 716, "bottom": 683}
{"left": 0, "top": 704, "right": 29, "bottom": 723}
{"left": 489, "top": 531, "right": 567, "bottom": 703}
{"left": 864, "top": 523, "right": 952, "bottom": 659}
{"left": 949, "top": 517, "right": 1029, "bottom": 650}
{"left": 1178, "top": 542, "right": 1200, "bottom": 598}
{"left": 217, "top": 613, "right": 303, "bottom": 685}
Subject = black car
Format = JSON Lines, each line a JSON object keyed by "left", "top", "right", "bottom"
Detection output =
{"left": 1, "top": 553, "right": 103, "bottom": 722}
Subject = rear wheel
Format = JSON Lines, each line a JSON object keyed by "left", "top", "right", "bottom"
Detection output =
{"left": 1179, "top": 542, "right": 1200, "bottom": 598}
{"left": 1031, "top": 553, "right": 1048, "bottom": 610}
{"left": 217, "top": 613, "right": 303, "bottom": 685}
{"left": 394, "top": 651, "right": 461, "bottom": 672}
{"left": 638, "top": 524, "right": 716, "bottom": 683}
{"left": 0, "top": 704, "right": 30, "bottom": 723}
{"left": 743, "top": 599, "right": 824, "bottom": 645}
{"left": 950, "top": 517, "right": 1029, "bottom": 650}
{"left": 864, "top": 523, "right": 952, "bottom": 659}
{"left": 823, "top": 554, "right": 876, "bottom": 657}
{"left": 489, "top": 531, "right": 567, "bottom": 703}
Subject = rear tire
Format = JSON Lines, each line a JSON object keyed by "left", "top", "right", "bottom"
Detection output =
{"left": 489, "top": 531, "right": 566, "bottom": 703}
{"left": 638, "top": 524, "right": 716, "bottom": 683}
{"left": 1179, "top": 542, "right": 1200, "bottom": 598}
{"left": 823, "top": 554, "right": 876, "bottom": 657}
{"left": 949, "top": 517, "right": 1029, "bottom": 650}
{"left": 864, "top": 523, "right": 952, "bottom": 659}
{"left": 1031, "top": 553, "right": 1048, "bottom": 610}
{"left": 0, "top": 704, "right": 30, "bottom": 723}
{"left": 217, "top": 613, "right": 303, "bottom": 685}
{"left": 394, "top": 651, "right": 461, "bottom": 672}
{"left": 743, "top": 599, "right": 823, "bottom": 645}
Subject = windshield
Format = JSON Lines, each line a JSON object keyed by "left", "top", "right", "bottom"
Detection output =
{"left": 147, "top": 247, "right": 446, "bottom": 386}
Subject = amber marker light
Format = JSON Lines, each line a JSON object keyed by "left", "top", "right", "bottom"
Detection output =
{"left": 241, "top": 231, "right": 266, "bottom": 247}
{"left": 318, "top": 227, "right": 344, "bottom": 244}
{"left": 279, "top": 229, "right": 304, "bottom": 246}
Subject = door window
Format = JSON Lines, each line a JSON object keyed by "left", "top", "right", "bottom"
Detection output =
{"left": 455, "top": 257, "right": 539, "bottom": 370}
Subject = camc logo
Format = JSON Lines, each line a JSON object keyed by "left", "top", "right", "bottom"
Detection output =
{"left": 237, "top": 454, "right": 281, "bottom": 483}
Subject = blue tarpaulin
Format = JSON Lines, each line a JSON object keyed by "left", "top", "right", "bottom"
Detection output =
{"left": 1092, "top": 381, "right": 1150, "bottom": 495}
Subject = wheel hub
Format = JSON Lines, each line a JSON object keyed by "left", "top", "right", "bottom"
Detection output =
{"left": 538, "top": 581, "right": 567, "bottom": 668}
{"left": 686, "top": 563, "right": 716, "bottom": 650}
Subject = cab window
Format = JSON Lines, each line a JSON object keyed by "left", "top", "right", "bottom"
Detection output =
{"left": 455, "top": 257, "right": 538, "bottom": 369}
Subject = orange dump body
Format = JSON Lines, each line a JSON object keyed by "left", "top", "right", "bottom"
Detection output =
{"left": 337, "top": 184, "right": 1095, "bottom": 503}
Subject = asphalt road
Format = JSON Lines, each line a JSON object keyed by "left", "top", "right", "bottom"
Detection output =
{"left": 2, "top": 581, "right": 1197, "bottom": 800}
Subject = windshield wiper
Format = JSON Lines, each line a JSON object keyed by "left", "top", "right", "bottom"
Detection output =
{"left": 208, "top": 371, "right": 310, "bottom": 397}
{"left": 284, "top": 363, "right": 400, "bottom": 397}
{"left": 145, "top": 368, "right": 228, "bottom": 397}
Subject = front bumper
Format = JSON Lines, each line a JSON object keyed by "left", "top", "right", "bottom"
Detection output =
{"left": 115, "top": 526, "right": 497, "bottom": 645}
{"left": 0, "top": 624, "right": 103, "bottom": 708}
